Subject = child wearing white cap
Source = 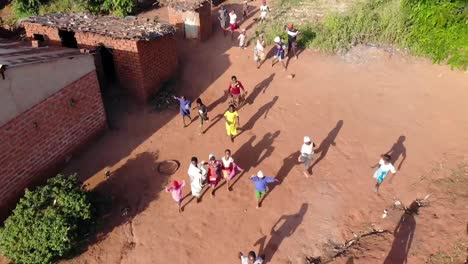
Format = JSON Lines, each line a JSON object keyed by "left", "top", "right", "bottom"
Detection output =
{"left": 272, "top": 36, "right": 287, "bottom": 70}
{"left": 298, "top": 136, "right": 315, "bottom": 177}
{"left": 249, "top": 171, "right": 279, "bottom": 209}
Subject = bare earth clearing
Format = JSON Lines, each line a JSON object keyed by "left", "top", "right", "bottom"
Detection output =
{"left": 2, "top": 0, "right": 468, "bottom": 263}
{"left": 61, "top": 20, "right": 468, "bottom": 264}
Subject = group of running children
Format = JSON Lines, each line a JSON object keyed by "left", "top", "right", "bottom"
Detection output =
{"left": 217, "top": 0, "right": 300, "bottom": 70}
{"left": 166, "top": 1, "right": 399, "bottom": 262}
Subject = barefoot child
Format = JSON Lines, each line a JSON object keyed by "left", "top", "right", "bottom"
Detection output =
{"left": 238, "top": 29, "right": 247, "bottom": 49}
{"left": 218, "top": 5, "right": 228, "bottom": 35}
{"left": 227, "top": 76, "right": 247, "bottom": 107}
{"left": 207, "top": 153, "right": 222, "bottom": 196}
{"left": 254, "top": 34, "right": 266, "bottom": 69}
{"left": 221, "top": 149, "right": 235, "bottom": 190}
{"left": 286, "top": 23, "right": 300, "bottom": 59}
{"left": 166, "top": 180, "right": 185, "bottom": 213}
{"left": 250, "top": 171, "right": 279, "bottom": 209}
{"left": 371, "top": 154, "right": 396, "bottom": 193}
{"left": 224, "top": 105, "right": 240, "bottom": 142}
{"left": 298, "top": 136, "right": 315, "bottom": 177}
{"left": 242, "top": 0, "right": 249, "bottom": 20}
{"left": 259, "top": 1, "right": 270, "bottom": 23}
{"left": 272, "top": 36, "right": 287, "bottom": 70}
{"left": 188, "top": 157, "right": 207, "bottom": 203}
{"left": 194, "top": 98, "right": 209, "bottom": 133}
{"left": 174, "top": 95, "right": 192, "bottom": 127}
{"left": 229, "top": 10, "right": 238, "bottom": 40}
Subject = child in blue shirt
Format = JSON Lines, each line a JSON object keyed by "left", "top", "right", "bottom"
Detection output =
{"left": 250, "top": 171, "right": 279, "bottom": 209}
{"left": 173, "top": 95, "right": 192, "bottom": 127}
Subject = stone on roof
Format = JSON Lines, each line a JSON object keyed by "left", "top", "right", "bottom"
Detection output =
{"left": 159, "top": 0, "right": 208, "bottom": 11}
{"left": 23, "top": 13, "right": 175, "bottom": 41}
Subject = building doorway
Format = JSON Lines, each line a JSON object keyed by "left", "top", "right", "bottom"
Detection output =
{"left": 96, "top": 45, "right": 121, "bottom": 129}
{"left": 58, "top": 30, "right": 78, "bottom": 48}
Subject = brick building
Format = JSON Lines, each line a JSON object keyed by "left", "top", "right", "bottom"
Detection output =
{"left": 161, "top": 0, "right": 213, "bottom": 41}
{"left": 22, "top": 14, "right": 178, "bottom": 102}
{"left": 0, "top": 38, "right": 107, "bottom": 220}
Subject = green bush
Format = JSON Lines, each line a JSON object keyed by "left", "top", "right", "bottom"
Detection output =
{"left": 12, "top": 0, "right": 135, "bottom": 18}
{"left": 0, "top": 174, "right": 93, "bottom": 264}
{"left": 263, "top": 0, "right": 467, "bottom": 69}
{"left": 403, "top": 0, "right": 468, "bottom": 69}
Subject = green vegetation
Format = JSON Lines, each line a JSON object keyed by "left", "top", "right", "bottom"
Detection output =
{"left": 261, "top": 0, "right": 468, "bottom": 69}
{"left": 12, "top": 0, "right": 135, "bottom": 18}
{"left": 428, "top": 239, "right": 468, "bottom": 264}
{"left": 0, "top": 174, "right": 93, "bottom": 264}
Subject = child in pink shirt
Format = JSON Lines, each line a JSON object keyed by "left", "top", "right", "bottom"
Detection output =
{"left": 166, "top": 180, "right": 185, "bottom": 213}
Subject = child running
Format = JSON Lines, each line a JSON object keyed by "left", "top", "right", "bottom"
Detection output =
{"left": 298, "top": 136, "right": 315, "bottom": 177}
{"left": 227, "top": 76, "right": 247, "bottom": 107}
{"left": 218, "top": 5, "right": 228, "bottom": 35}
{"left": 239, "top": 251, "right": 264, "bottom": 264}
{"left": 286, "top": 23, "right": 300, "bottom": 60}
{"left": 250, "top": 171, "right": 279, "bottom": 209}
{"left": 166, "top": 180, "right": 185, "bottom": 213}
{"left": 188, "top": 157, "right": 207, "bottom": 203}
{"left": 371, "top": 154, "right": 397, "bottom": 193}
{"left": 242, "top": 0, "right": 249, "bottom": 21}
{"left": 229, "top": 10, "right": 238, "bottom": 40}
{"left": 194, "top": 98, "right": 209, "bottom": 134}
{"left": 173, "top": 95, "right": 192, "bottom": 127}
{"left": 224, "top": 104, "right": 240, "bottom": 142}
{"left": 254, "top": 34, "right": 266, "bottom": 69}
{"left": 238, "top": 29, "right": 247, "bottom": 49}
{"left": 259, "top": 1, "right": 270, "bottom": 23}
{"left": 221, "top": 149, "right": 235, "bottom": 190}
{"left": 207, "top": 153, "right": 222, "bottom": 196}
{"left": 272, "top": 36, "right": 287, "bottom": 70}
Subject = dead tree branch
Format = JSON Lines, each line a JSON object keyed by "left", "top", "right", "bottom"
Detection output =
{"left": 305, "top": 228, "right": 390, "bottom": 264}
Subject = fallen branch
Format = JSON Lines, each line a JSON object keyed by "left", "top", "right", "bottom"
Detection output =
{"left": 306, "top": 228, "right": 390, "bottom": 264}
{"left": 393, "top": 194, "right": 431, "bottom": 215}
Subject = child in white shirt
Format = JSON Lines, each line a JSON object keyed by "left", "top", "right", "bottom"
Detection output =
{"left": 298, "top": 136, "right": 315, "bottom": 177}
{"left": 238, "top": 29, "right": 247, "bottom": 49}
{"left": 371, "top": 154, "right": 397, "bottom": 192}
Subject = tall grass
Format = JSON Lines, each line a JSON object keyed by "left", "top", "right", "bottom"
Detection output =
{"left": 261, "top": 0, "right": 468, "bottom": 69}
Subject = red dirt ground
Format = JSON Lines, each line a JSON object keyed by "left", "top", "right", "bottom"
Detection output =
{"left": 60, "top": 4, "right": 468, "bottom": 264}
{"left": 4, "top": 3, "right": 467, "bottom": 264}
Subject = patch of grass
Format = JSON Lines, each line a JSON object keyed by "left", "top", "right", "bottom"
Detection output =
{"left": 260, "top": 0, "right": 468, "bottom": 69}
{"left": 433, "top": 163, "right": 468, "bottom": 200}
{"left": 428, "top": 239, "right": 468, "bottom": 264}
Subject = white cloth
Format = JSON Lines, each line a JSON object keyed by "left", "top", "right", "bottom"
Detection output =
{"left": 287, "top": 29, "right": 299, "bottom": 37}
{"left": 301, "top": 143, "right": 314, "bottom": 156}
{"left": 188, "top": 163, "right": 206, "bottom": 197}
{"left": 255, "top": 39, "right": 264, "bottom": 52}
{"left": 378, "top": 159, "right": 396, "bottom": 173}
{"left": 221, "top": 156, "right": 234, "bottom": 168}
{"left": 229, "top": 13, "right": 237, "bottom": 24}
{"left": 238, "top": 33, "right": 246, "bottom": 46}
{"left": 260, "top": 5, "right": 268, "bottom": 18}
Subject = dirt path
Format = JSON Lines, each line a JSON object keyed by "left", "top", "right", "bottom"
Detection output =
{"left": 59, "top": 4, "right": 468, "bottom": 264}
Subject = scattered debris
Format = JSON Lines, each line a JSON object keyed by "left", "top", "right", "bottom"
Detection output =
{"left": 306, "top": 228, "right": 390, "bottom": 264}
{"left": 24, "top": 13, "right": 175, "bottom": 41}
{"left": 393, "top": 194, "right": 431, "bottom": 215}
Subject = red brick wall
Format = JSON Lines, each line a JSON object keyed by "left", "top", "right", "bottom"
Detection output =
{"left": 0, "top": 71, "right": 107, "bottom": 221}
{"left": 22, "top": 23, "right": 178, "bottom": 102}
{"left": 23, "top": 22, "right": 61, "bottom": 46}
{"left": 136, "top": 35, "right": 178, "bottom": 100}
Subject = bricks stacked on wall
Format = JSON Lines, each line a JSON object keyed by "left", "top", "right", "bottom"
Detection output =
{"left": 137, "top": 35, "right": 178, "bottom": 100}
{"left": 0, "top": 71, "right": 106, "bottom": 221}
{"left": 23, "top": 24, "right": 179, "bottom": 103}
